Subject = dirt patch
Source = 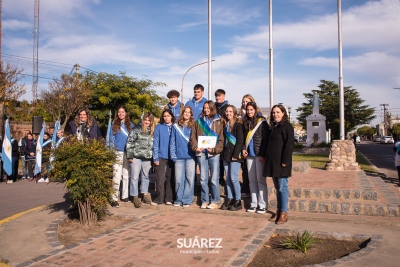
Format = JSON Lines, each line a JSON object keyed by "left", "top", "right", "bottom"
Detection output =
{"left": 248, "top": 234, "right": 368, "bottom": 267}
{"left": 57, "top": 216, "right": 134, "bottom": 246}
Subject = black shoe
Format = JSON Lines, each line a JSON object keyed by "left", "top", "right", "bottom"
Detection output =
{"left": 256, "top": 208, "right": 266, "bottom": 214}
{"left": 229, "top": 199, "right": 243, "bottom": 211}
{"left": 247, "top": 207, "right": 257, "bottom": 213}
{"left": 111, "top": 201, "right": 120, "bottom": 208}
{"left": 122, "top": 198, "right": 130, "bottom": 202}
{"left": 220, "top": 198, "right": 233, "bottom": 210}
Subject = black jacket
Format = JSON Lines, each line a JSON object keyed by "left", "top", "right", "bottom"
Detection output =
{"left": 263, "top": 122, "right": 294, "bottom": 178}
{"left": 243, "top": 117, "right": 269, "bottom": 157}
{"left": 24, "top": 139, "right": 37, "bottom": 160}
{"left": 222, "top": 122, "right": 244, "bottom": 162}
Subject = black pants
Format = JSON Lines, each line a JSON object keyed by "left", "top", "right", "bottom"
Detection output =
{"left": 240, "top": 160, "right": 250, "bottom": 194}
{"left": 154, "top": 159, "right": 175, "bottom": 204}
{"left": 26, "top": 160, "right": 35, "bottom": 178}
{"left": 397, "top": 166, "right": 400, "bottom": 185}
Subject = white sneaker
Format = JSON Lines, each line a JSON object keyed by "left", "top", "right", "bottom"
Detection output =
{"left": 38, "top": 178, "right": 45, "bottom": 183}
{"left": 173, "top": 203, "right": 181, "bottom": 207}
{"left": 45, "top": 178, "right": 50, "bottom": 183}
{"left": 7, "top": 180, "right": 14, "bottom": 184}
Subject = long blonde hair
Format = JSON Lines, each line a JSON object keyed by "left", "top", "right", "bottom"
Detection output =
{"left": 141, "top": 112, "right": 155, "bottom": 136}
{"left": 238, "top": 94, "right": 256, "bottom": 117}
{"left": 223, "top": 105, "right": 242, "bottom": 131}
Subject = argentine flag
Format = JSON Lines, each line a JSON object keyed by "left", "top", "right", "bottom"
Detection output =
{"left": 1, "top": 119, "right": 13, "bottom": 176}
{"left": 34, "top": 122, "right": 46, "bottom": 176}
{"left": 106, "top": 111, "right": 113, "bottom": 148}
{"left": 52, "top": 120, "right": 60, "bottom": 148}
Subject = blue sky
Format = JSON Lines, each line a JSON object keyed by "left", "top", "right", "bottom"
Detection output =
{"left": 2, "top": 0, "right": 400, "bottom": 126}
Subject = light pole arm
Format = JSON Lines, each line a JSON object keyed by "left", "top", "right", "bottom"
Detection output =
{"left": 181, "top": 60, "right": 215, "bottom": 103}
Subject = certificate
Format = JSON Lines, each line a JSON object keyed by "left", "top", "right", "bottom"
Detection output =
{"left": 198, "top": 136, "right": 217, "bottom": 148}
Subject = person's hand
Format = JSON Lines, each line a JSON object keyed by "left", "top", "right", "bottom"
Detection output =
{"left": 242, "top": 150, "right": 248, "bottom": 157}
{"left": 30, "top": 152, "right": 34, "bottom": 156}
{"left": 232, "top": 157, "right": 237, "bottom": 161}
{"left": 206, "top": 148, "right": 213, "bottom": 153}
{"left": 282, "top": 163, "right": 287, "bottom": 167}
{"left": 196, "top": 147, "right": 203, "bottom": 153}
{"left": 154, "top": 161, "right": 159, "bottom": 166}
{"left": 128, "top": 159, "right": 133, "bottom": 163}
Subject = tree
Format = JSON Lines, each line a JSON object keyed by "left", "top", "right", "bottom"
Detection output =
{"left": 296, "top": 80, "right": 375, "bottom": 139}
{"left": 88, "top": 72, "right": 168, "bottom": 129}
{"left": 39, "top": 74, "right": 93, "bottom": 130}
{"left": 0, "top": 62, "right": 26, "bottom": 104}
{"left": 357, "top": 126, "right": 375, "bottom": 139}
{"left": 392, "top": 123, "right": 400, "bottom": 141}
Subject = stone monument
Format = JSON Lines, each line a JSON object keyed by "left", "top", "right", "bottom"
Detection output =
{"left": 325, "top": 140, "right": 360, "bottom": 171}
{"left": 305, "top": 92, "right": 327, "bottom": 147}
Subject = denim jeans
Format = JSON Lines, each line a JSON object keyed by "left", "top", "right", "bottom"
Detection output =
{"left": 223, "top": 160, "right": 241, "bottom": 200}
{"left": 174, "top": 158, "right": 196, "bottom": 205}
{"left": 198, "top": 153, "right": 220, "bottom": 204}
{"left": 112, "top": 151, "right": 129, "bottom": 201}
{"left": 21, "top": 156, "right": 27, "bottom": 177}
{"left": 246, "top": 156, "right": 268, "bottom": 209}
{"left": 272, "top": 177, "right": 289, "bottom": 212}
{"left": 129, "top": 158, "right": 151, "bottom": 197}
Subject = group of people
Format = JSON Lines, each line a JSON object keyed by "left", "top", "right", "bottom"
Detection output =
{"left": 109, "top": 84, "right": 294, "bottom": 225}
{"left": 3, "top": 127, "right": 65, "bottom": 184}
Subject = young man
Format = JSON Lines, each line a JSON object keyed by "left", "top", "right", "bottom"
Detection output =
{"left": 214, "top": 89, "right": 229, "bottom": 186}
{"left": 185, "top": 84, "right": 207, "bottom": 121}
{"left": 18, "top": 132, "right": 28, "bottom": 179}
{"left": 164, "top": 90, "right": 184, "bottom": 120}
{"left": 215, "top": 89, "right": 229, "bottom": 117}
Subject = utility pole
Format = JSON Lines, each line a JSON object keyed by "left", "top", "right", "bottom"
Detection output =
{"left": 269, "top": 0, "right": 274, "bottom": 109}
{"left": 32, "top": 0, "right": 40, "bottom": 103}
{"left": 380, "top": 103, "right": 389, "bottom": 136}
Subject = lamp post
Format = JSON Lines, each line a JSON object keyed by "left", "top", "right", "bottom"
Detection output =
{"left": 288, "top": 106, "right": 291, "bottom": 122}
{"left": 181, "top": 60, "right": 215, "bottom": 103}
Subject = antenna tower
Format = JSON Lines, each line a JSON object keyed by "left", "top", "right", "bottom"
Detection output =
{"left": 32, "top": 0, "right": 39, "bottom": 103}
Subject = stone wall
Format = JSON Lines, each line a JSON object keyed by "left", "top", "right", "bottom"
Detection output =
{"left": 325, "top": 140, "right": 360, "bottom": 171}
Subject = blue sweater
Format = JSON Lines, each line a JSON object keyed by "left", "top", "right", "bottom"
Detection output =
{"left": 166, "top": 101, "right": 183, "bottom": 120}
{"left": 153, "top": 123, "right": 172, "bottom": 162}
{"left": 170, "top": 123, "right": 195, "bottom": 161}
{"left": 185, "top": 97, "right": 207, "bottom": 120}
{"left": 111, "top": 122, "right": 134, "bottom": 152}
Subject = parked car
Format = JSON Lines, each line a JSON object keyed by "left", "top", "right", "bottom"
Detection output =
{"left": 355, "top": 136, "right": 361, "bottom": 143}
{"left": 373, "top": 136, "right": 382, "bottom": 142}
{"left": 380, "top": 136, "right": 394, "bottom": 144}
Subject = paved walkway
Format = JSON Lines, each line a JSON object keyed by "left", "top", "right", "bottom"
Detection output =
{"left": 0, "top": 168, "right": 400, "bottom": 266}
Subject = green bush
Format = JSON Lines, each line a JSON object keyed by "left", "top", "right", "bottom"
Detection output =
{"left": 281, "top": 230, "right": 316, "bottom": 254}
{"left": 317, "top": 141, "right": 331, "bottom": 148}
{"left": 52, "top": 137, "right": 116, "bottom": 225}
{"left": 294, "top": 142, "right": 304, "bottom": 149}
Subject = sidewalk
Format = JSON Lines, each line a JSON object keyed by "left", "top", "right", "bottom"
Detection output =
{"left": 0, "top": 169, "right": 400, "bottom": 266}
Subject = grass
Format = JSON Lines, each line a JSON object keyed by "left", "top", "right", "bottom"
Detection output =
{"left": 292, "top": 152, "right": 377, "bottom": 173}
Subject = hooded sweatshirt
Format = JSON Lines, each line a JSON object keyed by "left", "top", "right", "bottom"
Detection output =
{"left": 215, "top": 100, "right": 229, "bottom": 117}
{"left": 165, "top": 101, "right": 184, "bottom": 120}
{"left": 185, "top": 97, "right": 207, "bottom": 121}
{"left": 170, "top": 123, "right": 195, "bottom": 161}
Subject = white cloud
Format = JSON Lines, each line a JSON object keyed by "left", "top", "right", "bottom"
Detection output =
{"left": 3, "top": 19, "right": 31, "bottom": 30}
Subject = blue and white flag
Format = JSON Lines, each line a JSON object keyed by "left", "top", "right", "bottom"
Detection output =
{"left": 52, "top": 120, "right": 60, "bottom": 148}
{"left": 34, "top": 122, "right": 46, "bottom": 176}
{"left": 106, "top": 111, "right": 113, "bottom": 148}
{"left": 1, "top": 118, "right": 12, "bottom": 176}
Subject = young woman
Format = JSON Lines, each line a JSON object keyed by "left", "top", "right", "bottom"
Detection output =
{"left": 24, "top": 132, "right": 37, "bottom": 181}
{"left": 221, "top": 105, "right": 244, "bottom": 211}
{"left": 263, "top": 104, "right": 294, "bottom": 224}
{"left": 126, "top": 112, "right": 155, "bottom": 208}
{"left": 152, "top": 109, "right": 175, "bottom": 205}
{"left": 238, "top": 94, "right": 258, "bottom": 197}
{"left": 110, "top": 106, "right": 134, "bottom": 208}
{"left": 170, "top": 106, "right": 196, "bottom": 207}
{"left": 242, "top": 101, "right": 269, "bottom": 214}
{"left": 190, "top": 100, "right": 224, "bottom": 209}
{"left": 69, "top": 108, "right": 100, "bottom": 140}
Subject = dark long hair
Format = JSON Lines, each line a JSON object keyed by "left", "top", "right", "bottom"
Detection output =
{"left": 74, "top": 107, "right": 93, "bottom": 128}
{"left": 243, "top": 102, "right": 263, "bottom": 132}
{"left": 112, "top": 105, "right": 133, "bottom": 134}
{"left": 202, "top": 100, "right": 217, "bottom": 119}
{"left": 269, "top": 104, "right": 289, "bottom": 127}
{"left": 160, "top": 109, "right": 176, "bottom": 124}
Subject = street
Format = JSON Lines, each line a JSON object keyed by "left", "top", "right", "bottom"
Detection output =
{"left": 356, "top": 140, "right": 399, "bottom": 183}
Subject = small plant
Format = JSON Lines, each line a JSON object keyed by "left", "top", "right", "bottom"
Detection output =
{"left": 294, "top": 142, "right": 304, "bottom": 149}
{"left": 281, "top": 230, "right": 316, "bottom": 254}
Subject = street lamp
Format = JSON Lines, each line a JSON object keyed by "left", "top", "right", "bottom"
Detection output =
{"left": 288, "top": 107, "right": 291, "bottom": 122}
{"left": 181, "top": 60, "right": 215, "bottom": 103}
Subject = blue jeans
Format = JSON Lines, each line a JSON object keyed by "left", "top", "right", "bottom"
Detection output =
{"left": 223, "top": 160, "right": 241, "bottom": 200}
{"left": 272, "top": 177, "right": 289, "bottom": 212}
{"left": 129, "top": 158, "right": 151, "bottom": 197}
{"left": 174, "top": 158, "right": 196, "bottom": 205}
{"left": 198, "top": 153, "right": 220, "bottom": 204}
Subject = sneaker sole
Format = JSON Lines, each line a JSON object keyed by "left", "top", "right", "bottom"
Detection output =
{"left": 256, "top": 211, "right": 266, "bottom": 214}
{"left": 247, "top": 209, "right": 256, "bottom": 213}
